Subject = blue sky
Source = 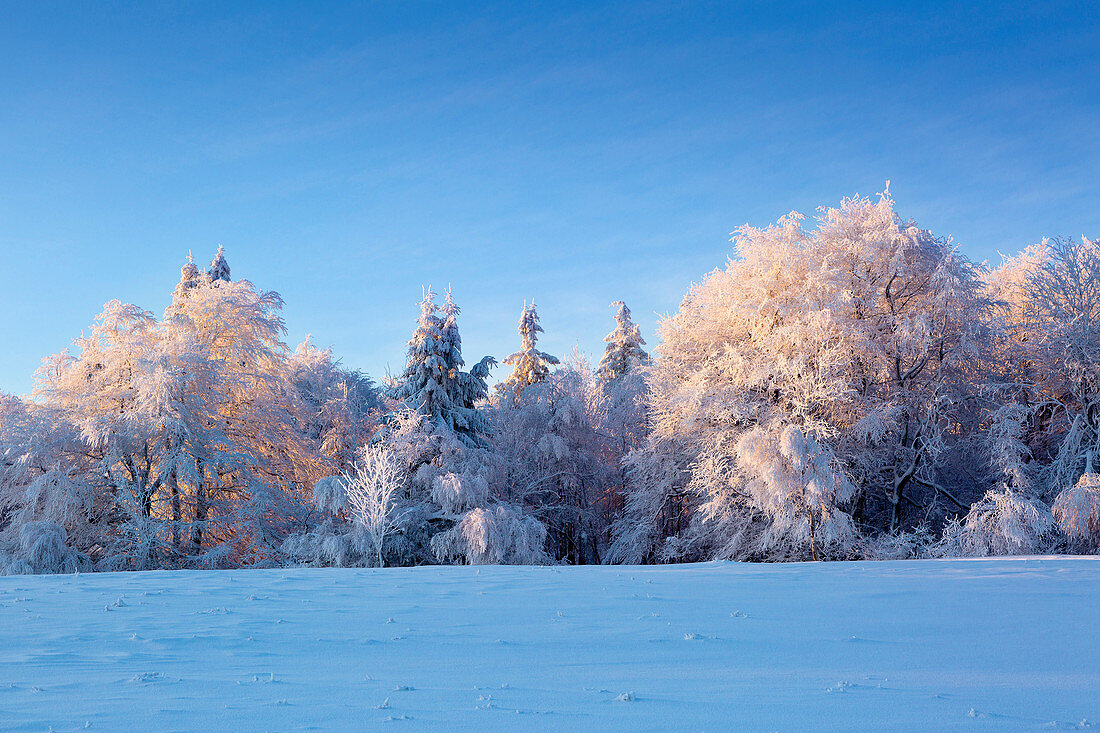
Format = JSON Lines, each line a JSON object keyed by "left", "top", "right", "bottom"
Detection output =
{"left": 1, "top": 1, "right": 1097, "bottom": 395}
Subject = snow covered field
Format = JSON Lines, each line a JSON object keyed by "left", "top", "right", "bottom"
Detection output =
{"left": 1, "top": 559, "right": 1097, "bottom": 732}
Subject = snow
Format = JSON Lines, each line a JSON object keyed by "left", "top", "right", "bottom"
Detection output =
{"left": 1, "top": 558, "right": 1097, "bottom": 731}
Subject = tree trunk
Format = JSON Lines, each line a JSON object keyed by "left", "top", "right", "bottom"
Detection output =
{"left": 170, "top": 473, "right": 181, "bottom": 550}
{"left": 191, "top": 483, "right": 206, "bottom": 555}
{"left": 809, "top": 511, "right": 819, "bottom": 561}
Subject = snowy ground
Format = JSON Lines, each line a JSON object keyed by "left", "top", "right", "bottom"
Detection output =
{"left": 1, "top": 559, "right": 1097, "bottom": 732}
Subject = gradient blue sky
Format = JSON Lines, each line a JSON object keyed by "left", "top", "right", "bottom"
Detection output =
{"left": 1, "top": 1, "right": 1097, "bottom": 395}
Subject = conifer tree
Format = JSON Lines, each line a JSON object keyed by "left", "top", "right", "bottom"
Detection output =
{"left": 172, "top": 255, "right": 201, "bottom": 303}
{"left": 596, "top": 301, "right": 648, "bottom": 384}
{"left": 207, "top": 244, "right": 231, "bottom": 283}
{"left": 501, "top": 302, "right": 559, "bottom": 396}
{"left": 387, "top": 288, "right": 495, "bottom": 446}
{"left": 388, "top": 287, "right": 447, "bottom": 423}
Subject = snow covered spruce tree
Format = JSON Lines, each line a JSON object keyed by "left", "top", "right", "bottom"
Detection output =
{"left": 499, "top": 302, "right": 559, "bottom": 400}
{"left": 590, "top": 302, "right": 650, "bottom": 554}
{"left": 611, "top": 190, "right": 989, "bottom": 563}
{"left": 207, "top": 244, "right": 231, "bottom": 283}
{"left": 476, "top": 303, "right": 593, "bottom": 564}
{"left": 423, "top": 292, "right": 550, "bottom": 565}
{"left": 291, "top": 286, "right": 527, "bottom": 567}
{"left": 594, "top": 300, "right": 649, "bottom": 453}
{"left": 596, "top": 301, "right": 648, "bottom": 384}
{"left": 170, "top": 254, "right": 202, "bottom": 305}
{"left": 387, "top": 288, "right": 496, "bottom": 445}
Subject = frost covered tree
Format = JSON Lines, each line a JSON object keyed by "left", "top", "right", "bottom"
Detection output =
{"left": 816, "top": 193, "right": 988, "bottom": 531}
{"left": 343, "top": 444, "right": 406, "bottom": 567}
{"left": 611, "top": 190, "right": 987, "bottom": 563}
{"left": 592, "top": 303, "right": 650, "bottom": 539}
{"left": 0, "top": 394, "right": 97, "bottom": 573}
{"left": 289, "top": 336, "right": 380, "bottom": 470}
{"left": 368, "top": 288, "right": 500, "bottom": 564}
{"left": 596, "top": 301, "right": 648, "bottom": 384}
{"left": 488, "top": 352, "right": 610, "bottom": 563}
{"left": 163, "top": 249, "right": 375, "bottom": 566}
{"left": 31, "top": 300, "right": 173, "bottom": 568}
{"left": 974, "top": 235, "right": 1100, "bottom": 557}
{"left": 730, "top": 424, "right": 856, "bottom": 561}
{"left": 500, "top": 302, "right": 559, "bottom": 397}
{"left": 987, "top": 237, "right": 1100, "bottom": 494}
{"left": 935, "top": 488, "right": 1057, "bottom": 557}
{"left": 207, "top": 244, "right": 231, "bottom": 283}
{"left": 431, "top": 504, "right": 548, "bottom": 565}
{"left": 1052, "top": 472, "right": 1100, "bottom": 552}
{"left": 387, "top": 288, "right": 495, "bottom": 445}
{"left": 153, "top": 254, "right": 326, "bottom": 565}
{"left": 281, "top": 468, "right": 369, "bottom": 569}
{"left": 3, "top": 247, "right": 369, "bottom": 572}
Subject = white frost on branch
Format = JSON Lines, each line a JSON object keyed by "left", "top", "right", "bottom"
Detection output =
{"left": 342, "top": 445, "right": 407, "bottom": 568}
{"left": 937, "top": 489, "right": 1056, "bottom": 557}
{"left": 1052, "top": 473, "right": 1100, "bottom": 548}
{"left": 431, "top": 505, "right": 549, "bottom": 565}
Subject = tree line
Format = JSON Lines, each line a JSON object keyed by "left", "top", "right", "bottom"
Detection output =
{"left": 2, "top": 191, "right": 1099, "bottom": 573}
